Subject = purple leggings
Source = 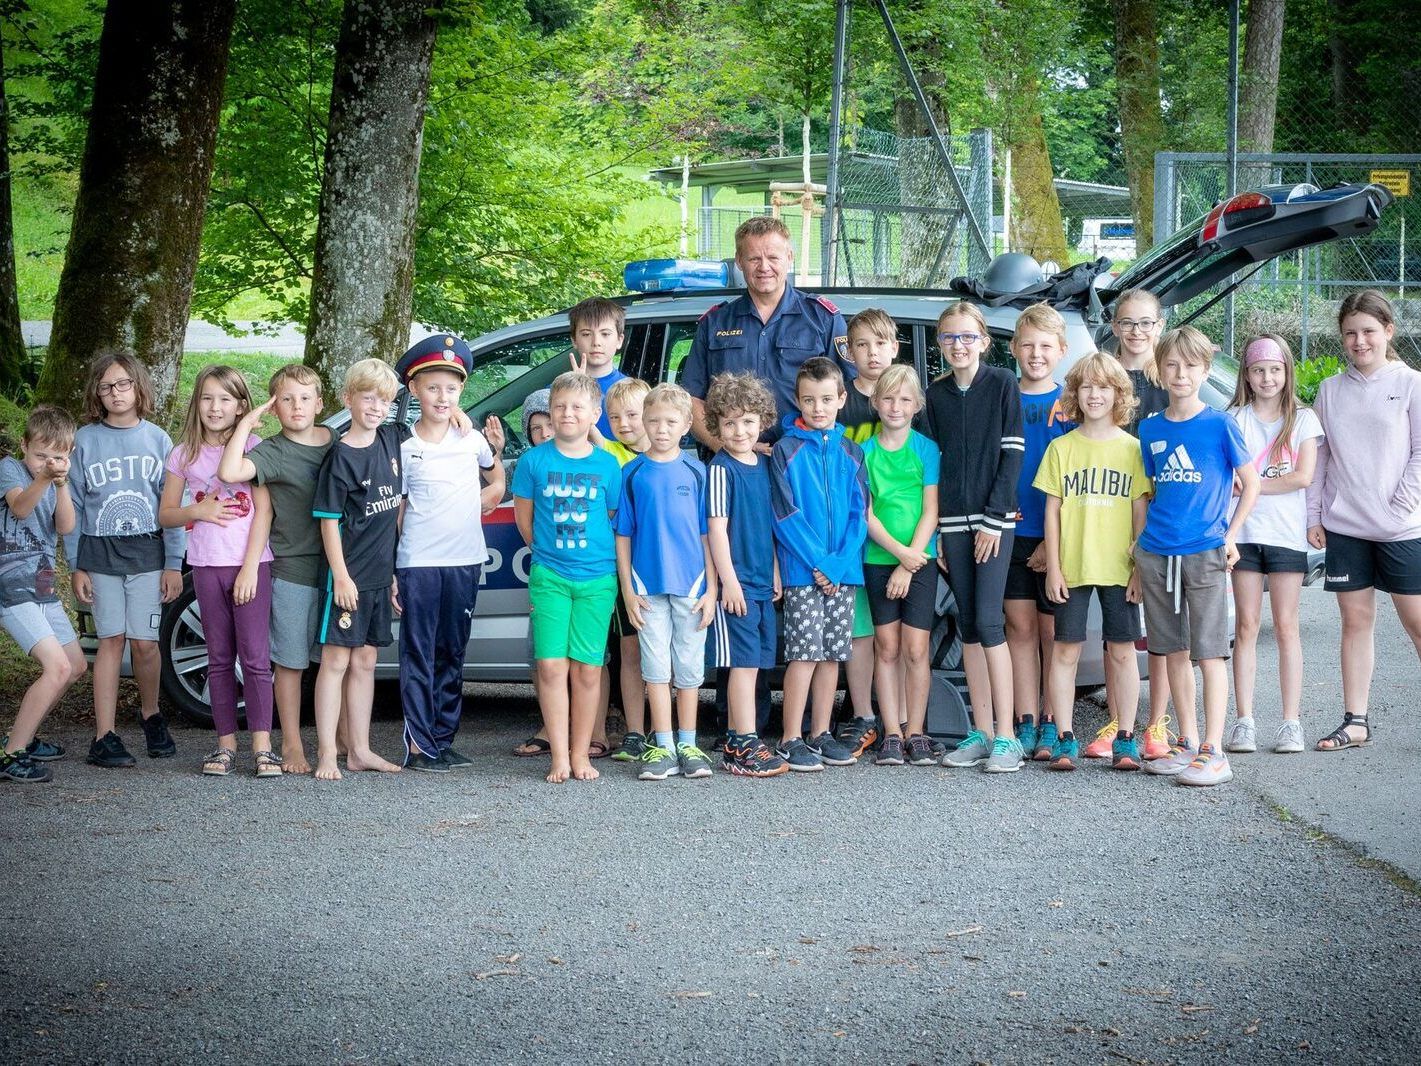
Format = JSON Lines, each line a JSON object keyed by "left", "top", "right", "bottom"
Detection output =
{"left": 192, "top": 563, "right": 274, "bottom": 736}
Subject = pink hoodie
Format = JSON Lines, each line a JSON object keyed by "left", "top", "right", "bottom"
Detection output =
{"left": 1307, "top": 359, "right": 1421, "bottom": 541}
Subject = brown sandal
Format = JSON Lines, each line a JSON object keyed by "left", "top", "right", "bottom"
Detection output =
{"left": 202, "top": 748, "right": 237, "bottom": 776}
{"left": 254, "top": 750, "right": 284, "bottom": 778}
{"left": 1315, "top": 713, "right": 1372, "bottom": 751}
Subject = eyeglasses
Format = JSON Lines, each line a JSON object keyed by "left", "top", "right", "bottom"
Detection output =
{"left": 97, "top": 378, "right": 135, "bottom": 396}
{"left": 937, "top": 332, "right": 983, "bottom": 347}
{"left": 1115, "top": 318, "right": 1159, "bottom": 333}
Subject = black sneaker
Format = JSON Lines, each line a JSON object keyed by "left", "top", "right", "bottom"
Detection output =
{"left": 874, "top": 734, "right": 905, "bottom": 766}
{"left": 722, "top": 734, "right": 788, "bottom": 777}
{"left": 87, "top": 731, "right": 136, "bottom": 768}
{"left": 806, "top": 731, "right": 858, "bottom": 766}
{"left": 1, "top": 750, "right": 53, "bottom": 783}
{"left": 2, "top": 734, "right": 65, "bottom": 761}
{"left": 140, "top": 713, "right": 177, "bottom": 758}
{"left": 905, "top": 733, "right": 937, "bottom": 766}
{"left": 440, "top": 747, "right": 474, "bottom": 769}
{"left": 838, "top": 716, "right": 880, "bottom": 758}
{"left": 406, "top": 751, "right": 451, "bottom": 774}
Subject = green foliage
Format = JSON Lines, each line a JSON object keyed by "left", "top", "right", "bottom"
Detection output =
{"left": 1295, "top": 355, "right": 1346, "bottom": 405}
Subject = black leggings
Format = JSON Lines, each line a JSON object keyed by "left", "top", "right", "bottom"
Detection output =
{"left": 941, "top": 528, "right": 1014, "bottom": 648}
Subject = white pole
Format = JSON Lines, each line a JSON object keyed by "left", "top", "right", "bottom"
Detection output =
{"left": 1002, "top": 147, "right": 1012, "bottom": 256}
{"left": 801, "top": 112, "right": 814, "bottom": 280}
{"left": 679, "top": 155, "right": 690, "bottom": 257}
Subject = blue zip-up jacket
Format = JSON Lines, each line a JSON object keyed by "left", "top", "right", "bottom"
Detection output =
{"left": 769, "top": 413, "right": 869, "bottom": 588}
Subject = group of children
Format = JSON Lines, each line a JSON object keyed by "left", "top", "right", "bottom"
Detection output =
{"left": 3, "top": 285, "right": 1419, "bottom": 788}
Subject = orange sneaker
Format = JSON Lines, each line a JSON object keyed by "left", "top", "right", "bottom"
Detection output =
{"left": 1142, "top": 715, "right": 1174, "bottom": 761}
{"left": 1083, "top": 720, "right": 1118, "bottom": 759}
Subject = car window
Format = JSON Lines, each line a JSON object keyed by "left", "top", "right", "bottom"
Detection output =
{"left": 664, "top": 322, "right": 697, "bottom": 386}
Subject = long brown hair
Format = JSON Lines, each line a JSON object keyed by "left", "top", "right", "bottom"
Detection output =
{"left": 1338, "top": 289, "right": 1401, "bottom": 361}
{"left": 82, "top": 351, "right": 155, "bottom": 424}
{"left": 1229, "top": 334, "right": 1301, "bottom": 469}
{"left": 1112, "top": 288, "right": 1165, "bottom": 386}
{"left": 173, "top": 365, "right": 254, "bottom": 472}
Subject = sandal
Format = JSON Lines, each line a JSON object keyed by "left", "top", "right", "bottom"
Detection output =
{"left": 1315, "top": 712, "right": 1372, "bottom": 752}
{"left": 254, "top": 750, "right": 284, "bottom": 778}
{"left": 588, "top": 740, "right": 611, "bottom": 760}
{"left": 202, "top": 748, "right": 237, "bottom": 776}
{"left": 512, "top": 736, "right": 551, "bottom": 757}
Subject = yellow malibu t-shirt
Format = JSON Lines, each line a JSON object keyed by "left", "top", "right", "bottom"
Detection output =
{"left": 1033, "top": 429, "right": 1151, "bottom": 588}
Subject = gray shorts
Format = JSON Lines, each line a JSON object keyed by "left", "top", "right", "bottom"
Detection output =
{"left": 1133, "top": 546, "right": 1230, "bottom": 661}
{"left": 270, "top": 578, "right": 322, "bottom": 670}
{"left": 90, "top": 570, "right": 162, "bottom": 641}
{"left": 783, "top": 584, "right": 856, "bottom": 662}
{"left": 637, "top": 593, "right": 707, "bottom": 689}
{"left": 0, "top": 599, "right": 77, "bottom": 654}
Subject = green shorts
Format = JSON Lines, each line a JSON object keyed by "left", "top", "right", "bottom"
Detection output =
{"left": 529, "top": 564, "right": 618, "bottom": 665}
{"left": 853, "top": 583, "right": 875, "bottom": 639}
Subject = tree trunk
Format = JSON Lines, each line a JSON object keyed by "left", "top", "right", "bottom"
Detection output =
{"left": 303, "top": 0, "right": 440, "bottom": 405}
{"left": 35, "top": 0, "right": 237, "bottom": 419}
{"left": 1112, "top": 0, "right": 1164, "bottom": 252}
{"left": 1005, "top": 75, "right": 1069, "bottom": 266}
{"left": 1240, "top": 0, "right": 1285, "bottom": 158}
{"left": 0, "top": 38, "right": 26, "bottom": 396}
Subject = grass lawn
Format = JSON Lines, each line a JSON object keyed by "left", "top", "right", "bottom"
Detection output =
{"left": 13, "top": 174, "right": 75, "bottom": 321}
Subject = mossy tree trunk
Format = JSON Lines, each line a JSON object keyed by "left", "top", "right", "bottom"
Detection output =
{"left": 35, "top": 0, "right": 237, "bottom": 419}
{"left": 1240, "top": 0, "right": 1286, "bottom": 174}
{"left": 0, "top": 37, "right": 26, "bottom": 396}
{"left": 303, "top": 0, "right": 441, "bottom": 405}
{"left": 1005, "top": 74, "right": 1069, "bottom": 266}
{"left": 1112, "top": 0, "right": 1164, "bottom": 253}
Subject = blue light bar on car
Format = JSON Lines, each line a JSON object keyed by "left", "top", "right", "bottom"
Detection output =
{"left": 624, "top": 259, "right": 732, "bottom": 293}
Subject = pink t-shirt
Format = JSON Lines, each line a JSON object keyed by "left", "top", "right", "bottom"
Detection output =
{"left": 165, "top": 436, "right": 274, "bottom": 568}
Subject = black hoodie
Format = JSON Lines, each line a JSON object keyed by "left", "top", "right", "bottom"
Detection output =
{"left": 923, "top": 363, "right": 1025, "bottom": 537}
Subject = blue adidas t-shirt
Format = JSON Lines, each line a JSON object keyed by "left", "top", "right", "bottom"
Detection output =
{"left": 1138, "top": 406, "right": 1250, "bottom": 555}
{"left": 1017, "top": 385, "right": 1072, "bottom": 538}
{"left": 707, "top": 451, "right": 776, "bottom": 600}
{"left": 593, "top": 367, "right": 626, "bottom": 440}
{"left": 511, "top": 440, "right": 622, "bottom": 581}
{"left": 613, "top": 452, "right": 708, "bottom": 598}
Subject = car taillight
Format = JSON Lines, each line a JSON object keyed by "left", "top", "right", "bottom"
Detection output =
{"left": 1200, "top": 192, "right": 1275, "bottom": 242}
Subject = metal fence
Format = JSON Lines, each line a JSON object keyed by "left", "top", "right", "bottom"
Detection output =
{"left": 1153, "top": 152, "right": 1421, "bottom": 365}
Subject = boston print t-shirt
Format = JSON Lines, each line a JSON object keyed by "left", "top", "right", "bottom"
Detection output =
{"left": 1138, "top": 406, "right": 1250, "bottom": 555}
{"left": 312, "top": 424, "right": 405, "bottom": 591}
{"left": 511, "top": 439, "right": 622, "bottom": 582}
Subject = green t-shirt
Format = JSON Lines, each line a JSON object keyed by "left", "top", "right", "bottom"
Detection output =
{"left": 1032, "top": 429, "right": 1150, "bottom": 588}
{"left": 862, "top": 430, "right": 941, "bottom": 566}
{"left": 248, "top": 430, "right": 336, "bottom": 587}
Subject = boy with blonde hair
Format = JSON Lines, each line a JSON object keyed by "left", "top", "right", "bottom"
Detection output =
{"left": 219, "top": 362, "right": 334, "bottom": 774}
{"left": 616, "top": 383, "right": 718, "bottom": 779}
{"left": 310, "top": 358, "right": 407, "bottom": 781}
{"left": 513, "top": 371, "right": 623, "bottom": 783}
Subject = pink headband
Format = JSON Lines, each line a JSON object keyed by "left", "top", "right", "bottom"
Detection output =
{"left": 1244, "top": 338, "right": 1287, "bottom": 367}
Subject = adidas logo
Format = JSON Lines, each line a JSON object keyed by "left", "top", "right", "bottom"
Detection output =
{"left": 1155, "top": 444, "right": 1203, "bottom": 484}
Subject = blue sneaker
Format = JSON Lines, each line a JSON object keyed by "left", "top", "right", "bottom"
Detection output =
{"left": 3, "top": 735, "right": 64, "bottom": 762}
{"left": 775, "top": 737, "right": 824, "bottom": 773}
{"left": 1033, "top": 719, "right": 1059, "bottom": 762}
{"left": 983, "top": 735, "right": 1026, "bottom": 773}
{"left": 1015, "top": 716, "right": 1038, "bottom": 755}
{"left": 1111, "top": 733, "right": 1142, "bottom": 771}
{"left": 1049, "top": 734, "right": 1079, "bottom": 771}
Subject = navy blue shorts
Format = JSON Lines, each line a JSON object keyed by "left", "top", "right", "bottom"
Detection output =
{"left": 711, "top": 598, "right": 777, "bottom": 669}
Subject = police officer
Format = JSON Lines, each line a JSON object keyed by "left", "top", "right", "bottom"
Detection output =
{"left": 681, "top": 215, "right": 853, "bottom": 452}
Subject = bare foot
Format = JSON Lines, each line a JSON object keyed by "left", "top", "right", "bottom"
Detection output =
{"left": 570, "top": 759, "right": 600, "bottom": 781}
{"left": 282, "top": 745, "right": 312, "bottom": 775}
{"left": 546, "top": 760, "right": 571, "bottom": 784}
{"left": 314, "top": 753, "right": 343, "bottom": 781}
{"left": 345, "top": 750, "right": 402, "bottom": 773}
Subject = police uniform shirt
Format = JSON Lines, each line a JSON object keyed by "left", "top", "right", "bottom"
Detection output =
{"left": 680, "top": 284, "right": 851, "bottom": 431}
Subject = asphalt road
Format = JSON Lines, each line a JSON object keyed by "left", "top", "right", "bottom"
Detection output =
{"left": 3, "top": 588, "right": 1418, "bottom": 1064}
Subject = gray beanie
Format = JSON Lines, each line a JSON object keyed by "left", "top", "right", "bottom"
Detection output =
{"left": 522, "top": 388, "right": 551, "bottom": 441}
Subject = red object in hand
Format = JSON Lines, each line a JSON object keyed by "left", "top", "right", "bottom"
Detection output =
{"left": 232, "top": 490, "right": 252, "bottom": 517}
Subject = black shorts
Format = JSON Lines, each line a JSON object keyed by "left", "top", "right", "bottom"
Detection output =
{"left": 1324, "top": 530, "right": 1421, "bottom": 595}
{"left": 1004, "top": 535, "right": 1054, "bottom": 615}
{"left": 611, "top": 590, "right": 635, "bottom": 640}
{"left": 319, "top": 584, "right": 394, "bottom": 648}
{"left": 864, "top": 562, "right": 937, "bottom": 631}
{"left": 1234, "top": 542, "right": 1308, "bottom": 574}
{"left": 1053, "top": 584, "right": 1142, "bottom": 645}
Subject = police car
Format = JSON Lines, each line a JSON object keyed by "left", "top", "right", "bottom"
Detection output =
{"left": 110, "top": 180, "right": 1389, "bottom": 724}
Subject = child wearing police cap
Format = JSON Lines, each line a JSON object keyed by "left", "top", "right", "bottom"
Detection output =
{"left": 392, "top": 335, "right": 505, "bottom": 773}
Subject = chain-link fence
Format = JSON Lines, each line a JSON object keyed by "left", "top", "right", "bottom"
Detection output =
{"left": 1154, "top": 153, "right": 1421, "bottom": 367}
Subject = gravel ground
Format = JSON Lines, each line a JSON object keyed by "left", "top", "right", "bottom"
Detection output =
{"left": 4, "top": 589, "right": 1419, "bottom": 1064}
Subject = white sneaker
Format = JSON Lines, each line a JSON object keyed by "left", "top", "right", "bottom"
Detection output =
{"left": 1224, "top": 716, "right": 1257, "bottom": 753}
{"left": 1176, "top": 744, "right": 1234, "bottom": 787}
{"left": 1273, "top": 720, "right": 1305, "bottom": 754}
{"left": 1143, "top": 738, "right": 1197, "bottom": 776}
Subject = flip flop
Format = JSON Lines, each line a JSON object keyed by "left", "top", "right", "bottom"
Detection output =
{"left": 511, "top": 736, "right": 551, "bottom": 757}
{"left": 588, "top": 740, "right": 611, "bottom": 760}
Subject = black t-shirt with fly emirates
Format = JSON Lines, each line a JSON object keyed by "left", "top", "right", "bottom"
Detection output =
{"left": 312, "top": 423, "right": 407, "bottom": 591}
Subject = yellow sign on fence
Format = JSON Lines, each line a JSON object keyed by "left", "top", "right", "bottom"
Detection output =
{"left": 1370, "top": 169, "right": 1411, "bottom": 197}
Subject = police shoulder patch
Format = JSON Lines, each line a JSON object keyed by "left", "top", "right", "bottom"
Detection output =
{"left": 813, "top": 294, "right": 840, "bottom": 315}
{"left": 697, "top": 302, "right": 725, "bottom": 323}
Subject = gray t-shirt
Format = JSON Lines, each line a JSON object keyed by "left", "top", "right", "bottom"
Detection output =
{"left": 249, "top": 430, "right": 335, "bottom": 587}
{"left": 0, "top": 456, "right": 60, "bottom": 607}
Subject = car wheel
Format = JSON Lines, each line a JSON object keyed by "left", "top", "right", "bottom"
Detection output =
{"left": 158, "top": 573, "right": 246, "bottom": 728}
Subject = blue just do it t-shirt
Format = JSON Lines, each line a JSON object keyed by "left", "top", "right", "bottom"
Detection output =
{"left": 511, "top": 440, "right": 622, "bottom": 581}
{"left": 1138, "top": 406, "right": 1250, "bottom": 555}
